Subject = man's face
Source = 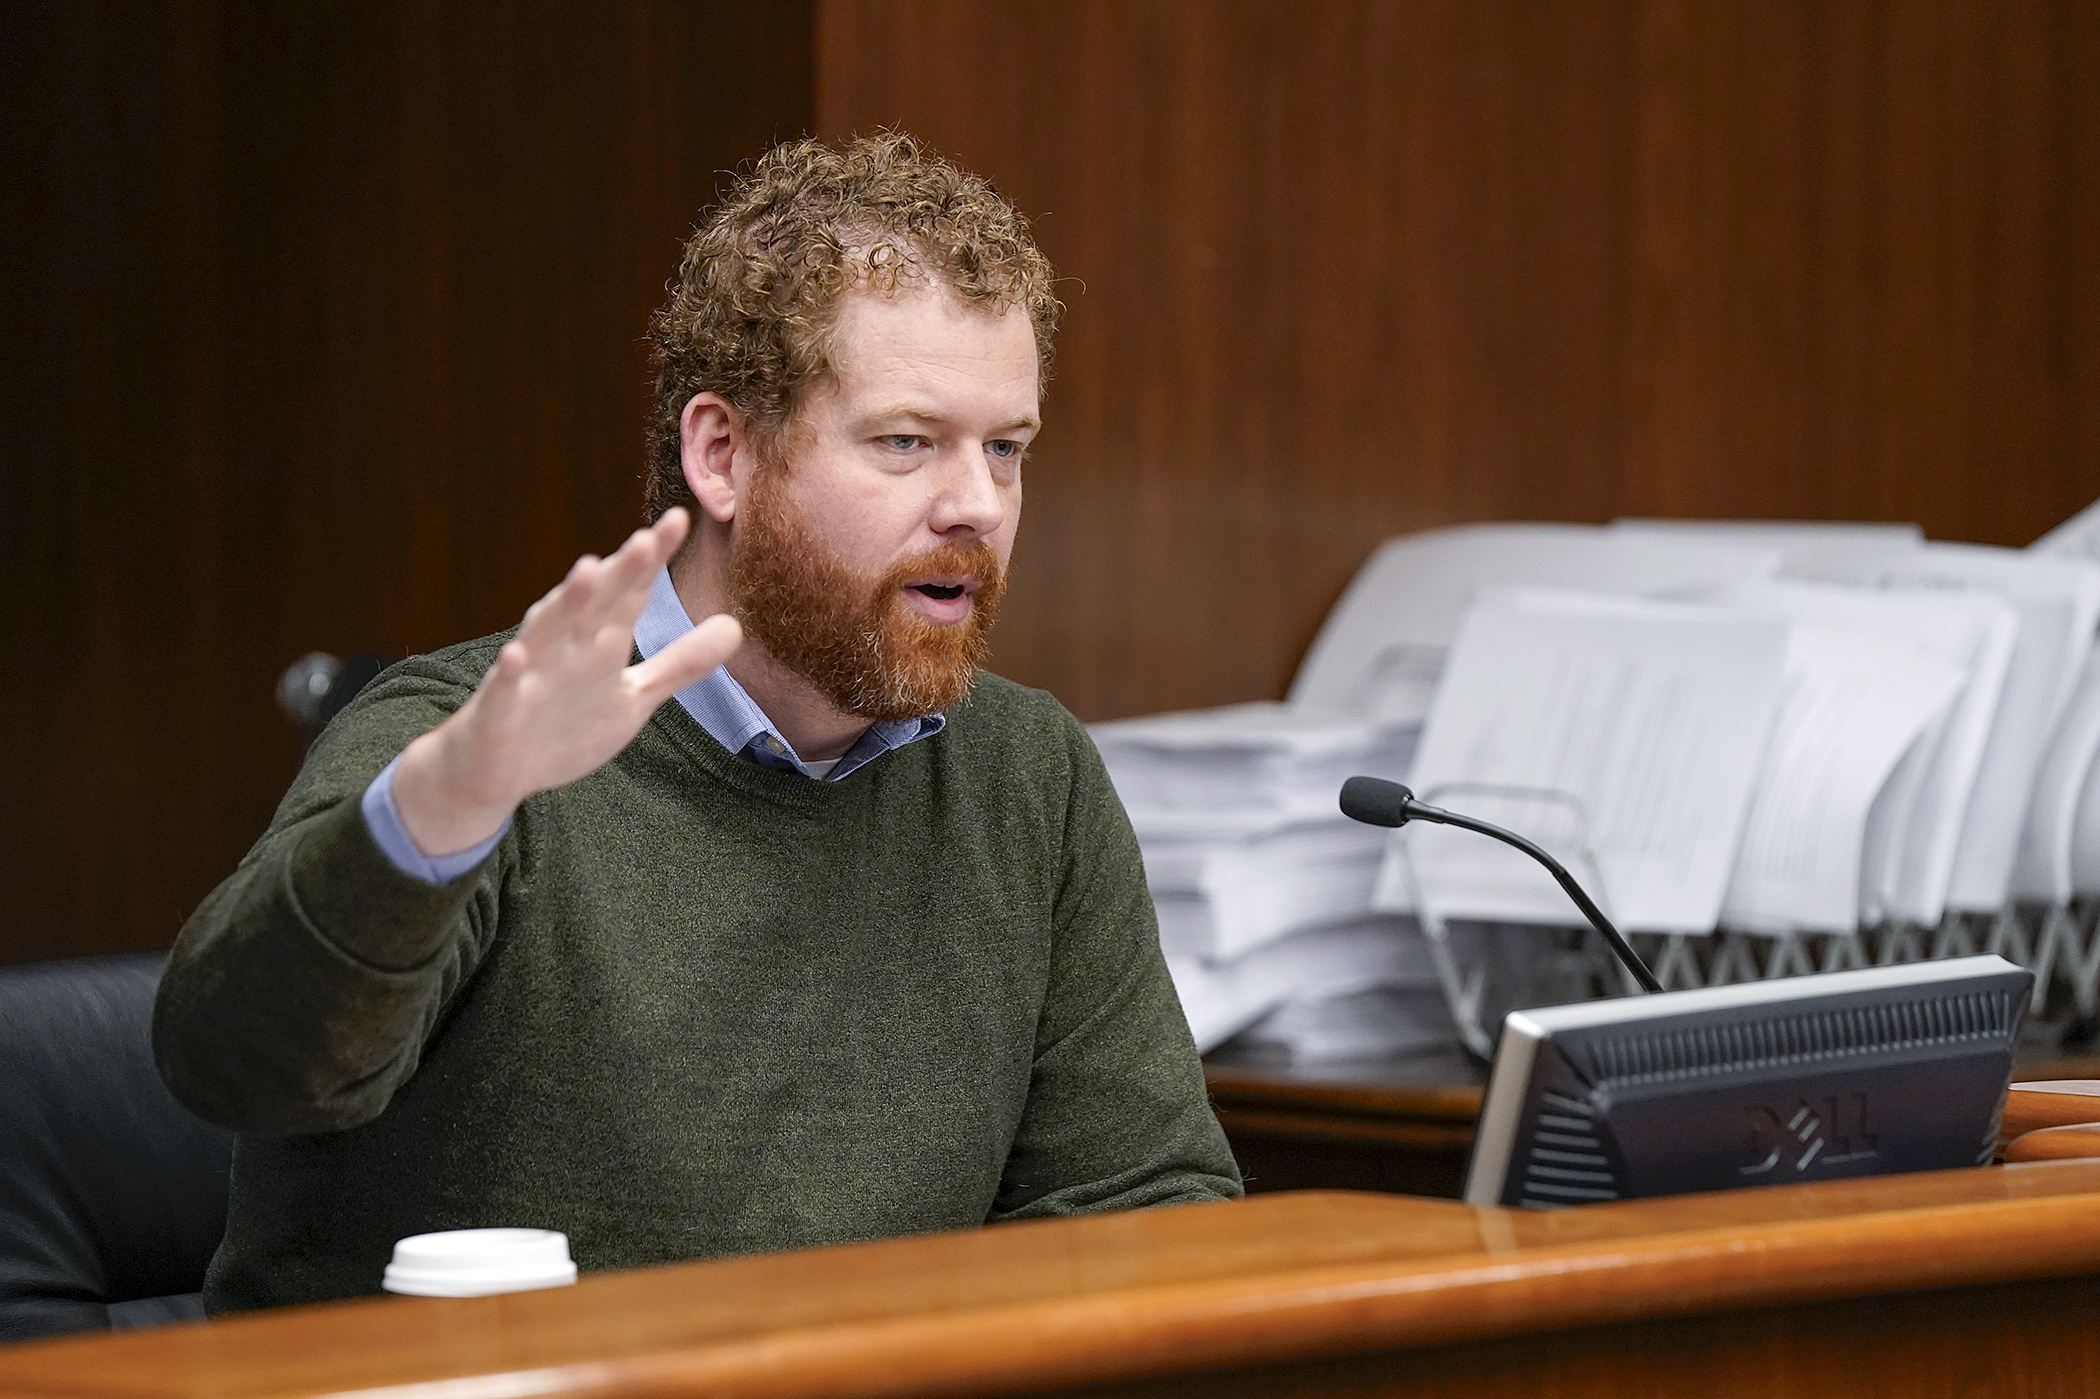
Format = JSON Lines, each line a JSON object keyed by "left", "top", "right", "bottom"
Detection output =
{"left": 727, "top": 282, "right": 1040, "bottom": 719}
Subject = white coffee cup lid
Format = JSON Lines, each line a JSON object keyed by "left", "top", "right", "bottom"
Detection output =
{"left": 382, "top": 1228, "right": 578, "bottom": 1297}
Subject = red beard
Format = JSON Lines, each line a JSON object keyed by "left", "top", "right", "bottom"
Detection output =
{"left": 727, "top": 471, "right": 1008, "bottom": 720}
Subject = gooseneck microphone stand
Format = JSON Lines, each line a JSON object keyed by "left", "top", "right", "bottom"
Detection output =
{"left": 1340, "top": 775, "right": 1663, "bottom": 996}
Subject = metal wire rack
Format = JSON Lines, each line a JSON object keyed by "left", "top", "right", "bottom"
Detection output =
{"left": 1420, "top": 904, "right": 2100, "bottom": 1062}
{"left": 1389, "top": 783, "right": 2100, "bottom": 1060}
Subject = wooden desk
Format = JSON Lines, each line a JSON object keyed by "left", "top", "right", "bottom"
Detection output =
{"left": 6, "top": 1167, "right": 2100, "bottom": 1398}
{"left": 1205, "top": 1050, "right": 2100, "bottom": 1199}
{"left": 1204, "top": 1047, "right": 1484, "bottom": 1197}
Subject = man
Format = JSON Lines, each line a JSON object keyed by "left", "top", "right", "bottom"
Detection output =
{"left": 155, "top": 133, "right": 1241, "bottom": 1313}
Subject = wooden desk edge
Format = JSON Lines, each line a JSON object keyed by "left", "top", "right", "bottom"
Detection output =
{"left": 15, "top": 1182, "right": 2100, "bottom": 1399}
{"left": 1203, "top": 1066, "right": 1485, "bottom": 1123}
{"left": 1208, "top": 1105, "right": 1475, "bottom": 1151}
{"left": 541, "top": 1193, "right": 2100, "bottom": 1399}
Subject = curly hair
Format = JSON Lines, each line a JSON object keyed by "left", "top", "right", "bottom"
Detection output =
{"left": 643, "top": 131, "right": 1061, "bottom": 521}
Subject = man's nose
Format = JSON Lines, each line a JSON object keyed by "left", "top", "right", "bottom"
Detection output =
{"left": 929, "top": 447, "right": 1010, "bottom": 537}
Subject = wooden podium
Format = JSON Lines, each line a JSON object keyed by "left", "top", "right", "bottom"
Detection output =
{"left": 6, "top": 1163, "right": 2100, "bottom": 1398}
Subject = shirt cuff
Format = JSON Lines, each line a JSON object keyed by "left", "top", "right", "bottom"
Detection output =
{"left": 360, "top": 754, "right": 509, "bottom": 885}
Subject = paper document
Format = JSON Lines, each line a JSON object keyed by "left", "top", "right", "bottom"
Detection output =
{"left": 1786, "top": 543, "right": 2100, "bottom": 911}
{"left": 1611, "top": 518, "right": 1923, "bottom": 560}
{"left": 1165, "top": 917, "right": 1435, "bottom": 1053}
{"left": 2032, "top": 496, "right": 2100, "bottom": 565}
{"left": 1703, "top": 580, "right": 2015, "bottom": 926}
{"left": 2013, "top": 649, "right": 2100, "bottom": 902}
{"left": 1090, "top": 702, "right": 1416, "bottom": 822}
{"left": 1288, "top": 524, "right": 1779, "bottom": 722}
{"left": 1144, "top": 816, "right": 1391, "bottom": 961}
{"left": 2021, "top": 507, "right": 2100, "bottom": 901}
{"left": 1377, "top": 589, "right": 1790, "bottom": 933}
{"left": 1717, "top": 625, "right": 1963, "bottom": 933}
{"left": 2073, "top": 711, "right": 2100, "bottom": 895}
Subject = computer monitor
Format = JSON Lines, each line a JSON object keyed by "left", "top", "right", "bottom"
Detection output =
{"left": 1464, "top": 955, "right": 2033, "bottom": 1208}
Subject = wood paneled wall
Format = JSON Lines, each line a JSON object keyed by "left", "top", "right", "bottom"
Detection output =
{"left": 7, "top": 1, "right": 2098, "bottom": 962}
{"left": 817, "top": 0, "right": 2100, "bottom": 721}
{"left": 1, "top": 3, "right": 811, "bottom": 963}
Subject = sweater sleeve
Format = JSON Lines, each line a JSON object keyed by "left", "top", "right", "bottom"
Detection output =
{"left": 988, "top": 709, "right": 1244, "bottom": 1221}
{"left": 153, "top": 646, "right": 509, "bottom": 1135}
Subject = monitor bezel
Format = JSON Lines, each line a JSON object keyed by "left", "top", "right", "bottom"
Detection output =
{"left": 1463, "top": 954, "right": 2030, "bottom": 1207}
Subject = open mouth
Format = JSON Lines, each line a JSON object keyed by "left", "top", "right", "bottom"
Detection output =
{"left": 910, "top": 583, "right": 967, "bottom": 601}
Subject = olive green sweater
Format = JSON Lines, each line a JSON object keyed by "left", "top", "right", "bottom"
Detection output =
{"left": 155, "top": 635, "right": 1240, "bottom": 1312}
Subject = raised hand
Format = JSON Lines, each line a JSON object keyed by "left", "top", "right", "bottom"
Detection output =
{"left": 390, "top": 508, "right": 742, "bottom": 857}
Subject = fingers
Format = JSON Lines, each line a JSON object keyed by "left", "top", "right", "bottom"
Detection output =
{"left": 542, "top": 509, "right": 689, "bottom": 642}
{"left": 584, "top": 509, "right": 691, "bottom": 629}
{"left": 630, "top": 611, "right": 743, "bottom": 704}
{"left": 517, "top": 509, "right": 694, "bottom": 648}
{"left": 466, "top": 639, "right": 534, "bottom": 725}
{"left": 515, "top": 553, "right": 603, "bottom": 650}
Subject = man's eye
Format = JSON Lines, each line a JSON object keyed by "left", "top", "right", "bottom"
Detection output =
{"left": 986, "top": 440, "right": 1023, "bottom": 460}
{"left": 882, "top": 435, "right": 924, "bottom": 451}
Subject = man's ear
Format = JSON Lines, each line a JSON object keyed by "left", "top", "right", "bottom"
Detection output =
{"left": 679, "top": 393, "right": 753, "bottom": 523}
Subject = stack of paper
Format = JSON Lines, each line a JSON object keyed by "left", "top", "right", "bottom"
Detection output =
{"left": 1090, "top": 702, "right": 1416, "bottom": 822}
{"left": 2028, "top": 500, "right": 2100, "bottom": 900}
{"left": 1783, "top": 542, "right": 2100, "bottom": 911}
{"left": 2033, "top": 499, "right": 2100, "bottom": 564}
{"left": 1716, "top": 622, "right": 1966, "bottom": 932}
{"left": 1161, "top": 918, "right": 1443, "bottom": 1057}
{"left": 1352, "top": 522, "right": 2100, "bottom": 936}
{"left": 1288, "top": 523, "right": 1783, "bottom": 722}
{"left": 1090, "top": 703, "right": 1438, "bottom": 1058}
{"left": 1145, "top": 817, "right": 1392, "bottom": 961}
{"left": 1699, "top": 580, "right": 2005, "bottom": 928}
{"left": 1098, "top": 502, "right": 2100, "bottom": 1066}
{"left": 2030, "top": 650, "right": 2100, "bottom": 900}
{"left": 1372, "top": 589, "right": 1794, "bottom": 934}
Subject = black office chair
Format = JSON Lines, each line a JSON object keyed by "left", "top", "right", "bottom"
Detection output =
{"left": 0, "top": 953, "right": 233, "bottom": 1340}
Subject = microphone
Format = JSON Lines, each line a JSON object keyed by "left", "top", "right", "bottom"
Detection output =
{"left": 1340, "top": 776, "right": 1663, "bottom": 995}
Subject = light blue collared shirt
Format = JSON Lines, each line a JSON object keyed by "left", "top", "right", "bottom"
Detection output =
{"left": 363, "top": 567, "right": 944, "bottom": 884}
{"left": 630, "top": 567, "right": 944, "bottom": 782}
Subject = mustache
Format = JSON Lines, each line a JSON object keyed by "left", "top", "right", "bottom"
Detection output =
{"left": 877, "top": 537, "right": 1004, "bottom": 591}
